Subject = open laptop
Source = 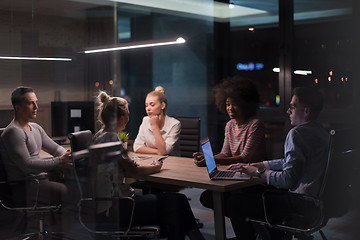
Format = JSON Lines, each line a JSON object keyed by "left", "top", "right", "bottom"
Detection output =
{"left": 200, "top": 137, "right": 250, "bottom": 180}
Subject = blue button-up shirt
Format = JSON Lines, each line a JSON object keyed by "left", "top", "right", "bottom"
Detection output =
{"left": 264, "top": 121, "right": 329, "bottom": 197}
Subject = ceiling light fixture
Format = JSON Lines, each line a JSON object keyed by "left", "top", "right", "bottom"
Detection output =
{"left": 273, "top": 68, "right": 312, "bottom": 76}
{"left": 84, "top": 37, "right": 186, "bottom": 54}
{"left": 294, "top": 70, "right": 312, "bottom": 75}
{"left": 272, "top": 67, "right": 280, "bottom": 73}
{"left": 0, "top": 56, "right": 72, "bottom": 61}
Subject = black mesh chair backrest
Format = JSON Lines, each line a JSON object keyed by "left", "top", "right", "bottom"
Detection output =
{"left": 68, "top": 130, "right": 94, "bottom": 179}
{"left": 87, "top": 142, "right": 122, "bottom": 199}
{"left": 72, "top": 141, "right": 160, "bottom": 236}
{"left": 321, "top": 127, "right": 359, "bottom": 219}
{"left": 175, "top": 117, "right": 200, "bottom": 157}
{"left": 68, "top": 130, "right": 93, "bottom": 152}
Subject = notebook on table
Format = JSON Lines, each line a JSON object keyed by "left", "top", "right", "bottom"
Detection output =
{"left": 200, "top": 137, "right": 251, "bottom": 180}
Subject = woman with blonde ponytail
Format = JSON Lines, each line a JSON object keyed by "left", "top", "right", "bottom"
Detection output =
{"left": 133, "top": 86, "right": 181, "bottom": 156}
{"left": 92, "top": 91, "right": 205, "bottom": 240}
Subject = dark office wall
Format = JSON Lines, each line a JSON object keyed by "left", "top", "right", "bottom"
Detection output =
{"left": 0, "top": 9, "right": 89, "bottom": 134}
{"left": 119, "top": 13, "right": 212, "bottom": 141}
{"left": 152, "top": 14, "right": 212, "bottom": 140}
{"left": 0, "top": 10, "right": 88, "bottom": 105}
{"left": 120, "top": 14, "right": 154, "bottom": 139}
{"left": 0, "top": 109, "right": 13, "bottom": 128}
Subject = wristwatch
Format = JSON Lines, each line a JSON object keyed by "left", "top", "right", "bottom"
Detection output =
{"left": 256, "top": 167, "right": 266, "bottom": 178}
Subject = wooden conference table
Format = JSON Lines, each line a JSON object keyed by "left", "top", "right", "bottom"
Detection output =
{"left": 40, "top": 148, "right": 265, "bottom": 240}
{"left": 130, "top": 153, "right": 266, "bottom": 240}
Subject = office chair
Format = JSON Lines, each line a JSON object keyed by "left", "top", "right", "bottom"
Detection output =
{"left": 0, "top": 128, "right": 65, "bottom": 240}
{"left": 248, "top": 128, "right": 359, "bottom": 240}
{"left": 175, "top": 117, "right": 203, "bottom": 228}
{"left": 68, "top": 130, "right": 94, "bottom": 152}
{"left": 71, "top": 142, "right": 160, "bottom": 239}
{"left": 68, "top": 130, "right": 94, "bottom": 176}
{"left": 175, "top": 117, "right": 201, "bottom": 158}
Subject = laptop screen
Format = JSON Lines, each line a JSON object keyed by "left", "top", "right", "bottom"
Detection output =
{"left": 200, "top": 138, "right": 217, "bottom": 174}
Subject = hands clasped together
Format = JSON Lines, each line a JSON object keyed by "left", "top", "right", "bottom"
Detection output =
{"left": 193, "top": 152, "right": 206, "bottom": 167}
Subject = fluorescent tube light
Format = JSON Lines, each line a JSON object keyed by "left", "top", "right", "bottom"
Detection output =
{"left": 84, "top": 37, "right": 186, "bottom": 54}
{"left": 0, "top": 56, "right": 72, "bottom": 61}
{"left": 273, "top": 68, "right": 312, "bottom": 76}
{"left": 273, "top": 67, "right": 280, "bottom": 73}
{"left": 294, "top": 70, "right": 312, "bottom": 75}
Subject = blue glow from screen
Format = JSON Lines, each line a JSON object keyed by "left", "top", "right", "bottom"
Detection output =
{"left": 202, "top": 141, "right": 216, "bottom": 173}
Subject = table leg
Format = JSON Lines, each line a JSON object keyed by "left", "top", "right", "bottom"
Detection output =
{"left": 212, "top": 191, "right": 226, "bottom": 240}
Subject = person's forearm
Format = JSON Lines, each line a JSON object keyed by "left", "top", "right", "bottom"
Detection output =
{"left": 136, "top": 166, "right": 160, "bottom": 175}
{"left": 214, "top": 153, "right": 246, "bottom": 164}
{"left": 126, "top": 165, "right": 160, "bottom": 177}
{"left": 152, "top": 128, "right": 167, "bottom": 155}
{"left": 250, "top": 162, "right": 265, "bottom": 168}
{"left": 135, "top": 146, "right": 158, "bottom": 154}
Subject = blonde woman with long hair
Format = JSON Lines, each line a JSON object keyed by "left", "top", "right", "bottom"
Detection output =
{"left": 133, "top": 86, "right": 181, "bottom": 156}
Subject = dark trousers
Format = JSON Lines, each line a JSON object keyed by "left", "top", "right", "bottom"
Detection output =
{"left": 12, "top": 177, "right": 67, "bottom": 207}
{"left": 97, "top": 192, "right": 199, "bottom": 240}
{"left": 200, "top": 185, "right": 269, "bottom": 240}
{"left": 11, "top": 177, "right": 68, "bottom": 232}
{"left": 200, "top": 185, "right": 321, "bottom": 240}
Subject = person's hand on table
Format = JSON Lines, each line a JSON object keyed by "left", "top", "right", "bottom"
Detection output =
{"left": 226, "top": 163, "right": 247, "bottom": 171}
{"left": 193, "top": 152, "right": 206, "bottom": 167}
{"left": 150, "top": 159, "right": 163, "bottom": 172}
{"left": 59, "top": 149, "right": 71, "bottom": 164}
{"left": 237, "top": 164, "right": 258, "bottom": 177}
{"left": 131, "top": 159, "right": 140, "bottom": 167}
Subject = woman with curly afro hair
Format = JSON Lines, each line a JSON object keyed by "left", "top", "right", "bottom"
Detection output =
{"left": 193, "top": 76, "right": 266, "bottom": 166}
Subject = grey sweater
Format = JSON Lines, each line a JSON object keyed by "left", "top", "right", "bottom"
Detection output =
{"left": 1, "top": 120, "right": 66, "bottom": 181}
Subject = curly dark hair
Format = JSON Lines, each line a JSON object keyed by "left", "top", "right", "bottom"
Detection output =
{"left": 214, "top": 76, "right": 260, "bottom": 119}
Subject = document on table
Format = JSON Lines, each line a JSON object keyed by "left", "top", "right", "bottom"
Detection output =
{"left": 131, "top": 155, "right": 152, "bottom": 160}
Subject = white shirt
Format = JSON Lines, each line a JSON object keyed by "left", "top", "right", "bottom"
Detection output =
{"left": 133, "top": 115, "right": 181, "bottom": 156}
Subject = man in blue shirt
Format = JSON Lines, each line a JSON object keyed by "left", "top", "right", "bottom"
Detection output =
{"left": 224, "top": 87, "right": 329, "bottom": 239}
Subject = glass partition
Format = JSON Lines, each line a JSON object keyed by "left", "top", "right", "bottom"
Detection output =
{"left": 0, "top": 1, "right": 358, "bottom": 238}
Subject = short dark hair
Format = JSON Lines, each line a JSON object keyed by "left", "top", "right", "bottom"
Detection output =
{"left": 293, "top": 87, "right": 324, "bottom": 119}
{"left": 214, "top": 76, "right": 260, "bottom": 119}
{"left": 11, "top": 86, "right": 34, "bottom": 108}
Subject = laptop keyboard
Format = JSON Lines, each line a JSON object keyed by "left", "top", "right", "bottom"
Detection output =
{"left": 215, "top": 170, "right": 235, "bottom": 178}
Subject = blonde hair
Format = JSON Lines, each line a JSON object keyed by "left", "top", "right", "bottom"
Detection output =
{"left": 147, "top": 86, "right": 167, "bottom": 112}
{"left": 96, "top": 91, "right": 129, "bottom": 128}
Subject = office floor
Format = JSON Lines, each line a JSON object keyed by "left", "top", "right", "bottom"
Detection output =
{"left": 1, "top": 187, "right": 359, "bottom": 240}
{"left": 181, "top": 187, "right": 360, "bottom": 240}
